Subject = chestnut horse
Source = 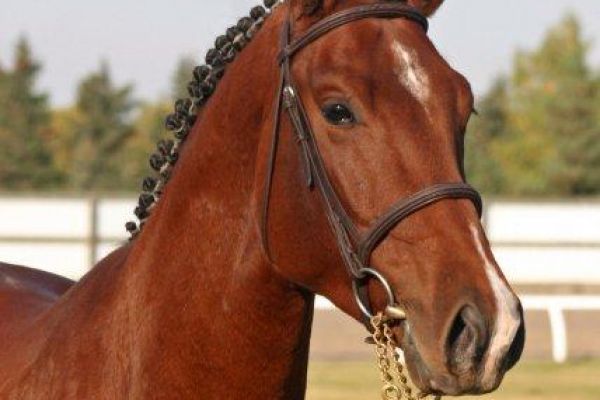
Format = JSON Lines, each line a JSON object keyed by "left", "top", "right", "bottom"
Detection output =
{"left": 0, "top": 0, "right": 524, "bottom": 398}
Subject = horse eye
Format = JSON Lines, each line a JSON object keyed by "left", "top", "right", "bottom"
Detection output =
{"left": 321, "top": 103, "right": 356, "bottom": 126}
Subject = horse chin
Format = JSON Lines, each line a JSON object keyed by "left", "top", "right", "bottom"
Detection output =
{"left": 392, "top": 325, "right": 462, "bottom": 397}
{"left": 391, "top": 325, "right": 437, "bottom": 395}
{"left": 394, "top": 325, "right": 495, "bottom": 397}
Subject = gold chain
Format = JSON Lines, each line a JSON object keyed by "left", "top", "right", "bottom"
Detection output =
{"left": 371, "top": 313, "right": 441, "bottom": 400}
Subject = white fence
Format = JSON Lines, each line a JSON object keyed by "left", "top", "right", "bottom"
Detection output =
{"left": 1, "top": 195, "right": 599, "bottom": 283}
{"left": 0, "top": 196, "right": 131, "bottom": 280}
{"left": 521, "top": 295, "right": 600, "bottom": 363}
{"left": 1, "top": 195, "right": 599, "bottom": 362}
{"left": 485, "top": 201, "right": 600, "bottom": 285}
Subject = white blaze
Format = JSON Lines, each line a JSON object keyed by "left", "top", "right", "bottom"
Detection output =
{"left": 391, "top": 40, "right": 430, "bottom": 104}
{"left": 470, "top": 224, "right": 521, "bottom": 388}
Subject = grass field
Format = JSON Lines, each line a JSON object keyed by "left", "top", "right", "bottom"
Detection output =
{"left": 307, "top": 360, "right": 600, "bottom": 400}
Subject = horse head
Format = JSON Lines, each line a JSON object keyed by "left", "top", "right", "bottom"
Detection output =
{"left": 262, "top": 0, "right": 525, "bottom": 395}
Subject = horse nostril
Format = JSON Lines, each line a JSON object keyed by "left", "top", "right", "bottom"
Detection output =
{"left": 503, "top": 307, "right": 525, "bottom": 372}
{"left": 447, "top": 310, "right": 467, "bottom": 352}
{"left": 446, "top": 305, "right": 487, "bottom": 374}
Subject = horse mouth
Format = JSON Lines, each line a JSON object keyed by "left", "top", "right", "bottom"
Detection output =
{"left": 388, "top": 324, "right": 439, "bottom": 395}
{"left": 389, "top": 323, "right": 503, "bottom": 397}
{"left": 389, "top": 324, "right": 468, "bottom": 397}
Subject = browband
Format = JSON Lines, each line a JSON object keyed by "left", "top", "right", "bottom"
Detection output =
{"left": 278, "top": 3, "right": 428, "bottom": 63}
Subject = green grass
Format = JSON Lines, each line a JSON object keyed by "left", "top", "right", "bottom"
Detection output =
{"left": 307, "top": 360, "right": 600, "bottom": 400}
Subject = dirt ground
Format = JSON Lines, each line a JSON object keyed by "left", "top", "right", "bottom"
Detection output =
{"left": 307, "top": 360, "right": 600, "bottom": 400}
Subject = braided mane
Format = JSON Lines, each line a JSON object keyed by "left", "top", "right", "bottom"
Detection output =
{"left": 125, "top": 0, "right": 281, "bottom": 239}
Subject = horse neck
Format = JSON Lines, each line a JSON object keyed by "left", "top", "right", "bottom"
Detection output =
{"left": 112, "top": 11, "right": 315, "bottom": 397}
{"left": 23, "top": 10, "right": 315, "bottom": 398}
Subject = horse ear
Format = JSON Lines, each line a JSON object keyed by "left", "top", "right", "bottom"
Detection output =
{"left": 288, "top": 0, "right": 321, "bottom": 17}
{"left": 289, "top": 0, "right": 336, "bottom": 19}
{"left": 406, "top": 0, "right": 445, "bottom": 17}
{"left": 303, "top": 0, "right": 324, "bottom": 15}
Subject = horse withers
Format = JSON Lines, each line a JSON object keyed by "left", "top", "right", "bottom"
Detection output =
{"left": 0, "top": 1, "right": 524, "bottom": 398}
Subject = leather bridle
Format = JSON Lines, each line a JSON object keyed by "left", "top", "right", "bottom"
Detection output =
{"left": 262, "top": 2, "right": 483, "bottom": 324}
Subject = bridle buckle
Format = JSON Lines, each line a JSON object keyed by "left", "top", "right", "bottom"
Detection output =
{"left": 282, "top": 86, "right": 296, "bottom": 108}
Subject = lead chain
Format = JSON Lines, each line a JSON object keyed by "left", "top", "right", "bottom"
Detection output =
{"left": 370, "top": 313, "right": 441, "bottom": 400}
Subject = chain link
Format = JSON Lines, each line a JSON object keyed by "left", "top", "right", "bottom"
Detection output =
{"left": 371, "top": 313, "right": 441, "bottom": 400}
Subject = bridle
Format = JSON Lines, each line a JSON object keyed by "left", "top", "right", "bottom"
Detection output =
{"left": 262, "top": 2, "right": 483, "bottom": 325}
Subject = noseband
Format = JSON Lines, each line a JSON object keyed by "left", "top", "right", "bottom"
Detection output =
{"left": 262, "top": 3, "right": 482, "bottom": 324}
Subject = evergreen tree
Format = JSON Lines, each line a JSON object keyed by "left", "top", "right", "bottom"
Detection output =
{"left": 467, "top": 13, "right": 600, "bottom": 196}
{"left": 115, "top": 101, "right": 171, "bottom": 191}
{"left": 465, "top": 78, "right": 510, "bottom": 194}
{"left": 0, "top": 37, "right": 62, "bottom": 190}
{"left": 117, "top": 55, "right": 197, "bottom": 192}
{"left": 67, "top": 62, "right": 137, "bottom": 190}
{"left": 171, "top": 56, "right": 196, "bottom": 100}
{"left": 508, "top": 14, "right": 598, "bottom": 195}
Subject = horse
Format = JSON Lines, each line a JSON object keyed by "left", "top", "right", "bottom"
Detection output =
{"left": 0, "top": 0, "right": 525, "bottom": 398}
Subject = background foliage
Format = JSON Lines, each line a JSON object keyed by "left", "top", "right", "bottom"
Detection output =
{"left": 0, "top": 14, "right": 598, "bottom": 196}
{"left": 465, "top": 14, "right": 600, "bottom": 196}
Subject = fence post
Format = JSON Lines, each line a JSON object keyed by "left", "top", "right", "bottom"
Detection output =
{"left": 87, "top": 196, "right": 99, "bottom": 270}
{"left": 548, "top": 306, "right": 567, "bottom": 363}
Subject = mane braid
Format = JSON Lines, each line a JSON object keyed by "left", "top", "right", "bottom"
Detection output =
{"left": 125, "top": 0, "right": 282, "bottom": 239}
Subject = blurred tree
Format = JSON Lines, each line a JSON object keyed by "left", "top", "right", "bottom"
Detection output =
{"left": 0, "top": 37, "right": 63, "bottom": 190}
{"left": 508, "top": 14, "right": 598, "bottom": 195}
{"left": 115, "top": 101, "right": 171, "bottom": 191}
{"left": 65, "top": 62, "right": 137, "bottom": 190}
{"left": 466, "top": 14, "right": 600, "bottom": 196}
{"left": 108, "top": 57, "right": 195, "bottom": 192}
{"left": 49, "top": 106, "right": 79, "bottom": 179}
{"left": 171, "top": 56, "right": 196, "bottom": 100}
{"left": 465, "top": 78, "right": 510, "bottom": 194}
{"left": 112, "top": 57, "right": 197, "bottom": 192}
{"left": 53, "top": 58, "right": 185, "bottom": 192}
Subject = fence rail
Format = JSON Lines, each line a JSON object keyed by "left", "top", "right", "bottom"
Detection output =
{"left": 2, "top": 195, "right": 600, "bottom": 283}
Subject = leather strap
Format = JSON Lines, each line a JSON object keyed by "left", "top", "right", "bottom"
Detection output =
{"left": 262, "top": 2, "right": 483, "bottom": 320}
{"left": 278, "top": 3, "right": 428, "bottom": 63}
{"left": 357, "top": 183, "right": 482, "bottom": 264}
{"left": 261, "top": 20, "right": 291, "bottom": 259}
